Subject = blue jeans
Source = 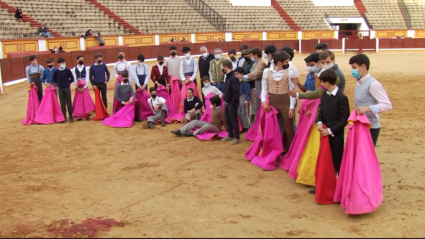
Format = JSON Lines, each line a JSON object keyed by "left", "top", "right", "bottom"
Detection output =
{"left": 215, "top": 82, "right": 225, "bottom": 93}
{"left": 42, "top": 32, "right": 52, "bottom": 38}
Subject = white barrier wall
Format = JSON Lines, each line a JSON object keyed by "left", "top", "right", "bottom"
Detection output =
{"left": 312, "top": 0, "right": 354, "bottom": 6}
{"left": 229, "top": 0, "right": 271, "bottom": 6}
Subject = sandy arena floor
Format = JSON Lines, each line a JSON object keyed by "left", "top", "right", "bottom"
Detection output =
{"left": 0, "top": 51, "right": 424, "bottom": 238}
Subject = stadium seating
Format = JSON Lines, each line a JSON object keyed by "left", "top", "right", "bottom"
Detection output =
{"left": 362, "top": 0, "right": 408, "bottom": 30}
{"left": 404, "top": 0, "right": 425, "bottom": 29}
{"left": 0, "top": 8, "right": 38, "bottom": 39}
{"left": 2, "top": 0, "right": 128, "bottom": 37}
{"left": 275, "top": 0, "right": 360, "bottom": 30}
{"left": 201, "top": 0, "right": 291, "bottom": 32}
{"left": 95, "top": 0, "right": 217, "bottom": 34}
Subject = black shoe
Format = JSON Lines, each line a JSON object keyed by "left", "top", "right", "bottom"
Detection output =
{"left": 241, "top": 128, "right": 249, "bottom": 133}
{"left": 148, "top": 122, "right": 155, "bottom": 129}
{"left": 69, "top": 117, "right": 74, "bottom": 123}
{"left": 308, "top": 188, "right": 316, "bottom": 195}
{"left": 171, "top": 130, "right": 182, "bottom": 136}
{"left": 135, "top": 119, "right": 143, "bottom": 122}
{"left": 184, "top": 132, "right": 194, "bottom": 137}
{"left": 161, "top": 111, "right": 167, "bottom": 127}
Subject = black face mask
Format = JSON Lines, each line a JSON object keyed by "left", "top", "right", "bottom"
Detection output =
{"left": 97, "top": 60, "right": 102, "bottom": 64}
{"left": 283, "top": 64, "right": 290, "bottom": 70}
{"left": 151, "top": 94, "right": 157, "bottom": 99}
{"left": 230, "top": 56, "right": 236, "bottom": 61}
{"left": 244, "top": 56, "right": 251, "bottom": 62}
{"left": 222, "top": 69, "right": 227, "bottom": 74}
{"left": 171, "top": 52, "right": 177, "bottom": 56}
{"left": 123, "top": 79, "right": 129, "bottom": 83}
{"left": 78, "top": 60, "right": 84, "bottom": 65}
{"left": 119, "top": 55, "right": 124, "bottom": 60}
{"left": 48, "top": 65, "right": 53, "bottom": 68}
{"left": 159, "top": 61, "right": 164, "bottom": 65}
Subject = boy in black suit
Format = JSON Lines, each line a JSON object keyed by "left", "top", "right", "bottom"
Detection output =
{"left": 317, "top": 69, "right": 350, "bottom": 175}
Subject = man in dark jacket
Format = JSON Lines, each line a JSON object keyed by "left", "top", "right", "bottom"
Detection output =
{"left": 222, "top": 59, "right": 241, "bottom": 145}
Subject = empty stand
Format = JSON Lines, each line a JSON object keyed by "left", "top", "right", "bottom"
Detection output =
{"left": 0, "top": 8, "right": 39, "bottom": 39}
{"left": 202, "top": 0, "right": 291, "bottom": 32}
{"left": 276, "top": 0, "right": 360, "bottom": 30}
{"left": 362, "top": 0, "right": 407, "bottom": 29}
{"left": 404, "top": 0, "right": 425, "bottom": 29}
{"left": 96, "top": 0, "right": 217, "bottom": 34}
{"left": 2, "top": 0, "right": 128, "bottom": 37}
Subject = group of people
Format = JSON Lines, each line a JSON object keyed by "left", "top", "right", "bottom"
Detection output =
{"left": 23, "top": 42, "right": 392, "bottom": 213}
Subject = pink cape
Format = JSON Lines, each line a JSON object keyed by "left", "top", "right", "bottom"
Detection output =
{"left": 103, "top": 100, "right": 135, "bottom": 128}
{"left": 245, "top": 105, "right": 283, "bottom": 171}
{"left": 334, "top": 111, "right": 383, "bottom": 215}
{"left": 196, "top": 131, "right": 228, "bottom": 141}
{"left": 112, "top": 76, "right": 122, "bottom": 113}
{"left": 22, "top": 83, "right": 40, "bottom": 125}
{"left": 200, "top": 92, "right": 215, "bottom": 122}
{"left": 157, "top": 85, "right": 176, "bottom": 116}
{"left": 34, "top": 87, "right": 65, "bottom": 124}
{"left": 136, "top": 89, "right": 154, "bottom": 120}
{"left": 279, "top": 99, "right": 321, "bottom": 172}
{"left": 170, "top": 76, "right": 181, "bottom": 113}
{"left": 245, "top": 106, "right": 263, "bottom": 142}
{"left": 73, "top": 80, "right": 95, "bottom": 119}
{"left": 178, "top": 80, "right": 200, "bottom": 114}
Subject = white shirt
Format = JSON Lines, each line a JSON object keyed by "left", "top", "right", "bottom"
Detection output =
{"left": 148, "top": 96, "right": 166, "bottom": 113}
{"left": 289, "top": 61, "right": 299, "bottom": 78}
{"left": 202, "top": 85, "right": 223, "bottom": 99}
{"left": 261, "top": 67, "right": 297, "bottom": 109}
{"left": 131, "top": 63, "right": 150, "bottom": 86}
{"left": 232, "top": 60, "right": 238, "bottom": 70}
{"left": 72, "top": 65, "right": 89, "bottom": 88}
{"left": 179, "top": 56, "right": 199, "bottom": 81}
{"left": 238, "top": 58, "right": 245, "bottom": 68}
{"left": 157, "top": 64, "right": 164, "bottom": 75}
{"left": 113, "top": 60, "right": 132, "bottom": 78}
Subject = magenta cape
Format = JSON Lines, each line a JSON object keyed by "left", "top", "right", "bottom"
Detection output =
{"left": 178, "top": 80, "right": 200, "bottom": 114}
{"left": 103, "top": 100, "right": 135, "bottom": 128}
{"left": 34, "top": 87, "right": 65, "bottom": 124}
{"left": 279, "top": 99, "right": 321, "bottom": 172}
{"left": 112, "top": 76, "right": 122, "bottom": 113}
{"left": 245, "top": 105, "right": 283, "bottom": 171}
{"left": 334, "top": 111, "right": 383, "bottom": 215}
{"left": 170, "top": 76, "right": 181, "bottom": 113}
{"left": 196, "top": 131, "right": 228, "bottom": 141}
{"left": 315, "top": 126, "right": 337, "bottom": 205}
{"left": 136, "top": 89, "right": 154, "bottom": 120}
{"left": 22, "top": 83, "right": 40, "bottom": 125}
{"left": 245, "top": 106, "right": 263, "bottom": 142}
{"left": 73, "top": 80, "right": 95, "bottom": 119}
{"left": 157, "top": 85, "right": 176, "bottom": 116}
{"left": 200, "top": 92, "right": 215, "bottom": 122}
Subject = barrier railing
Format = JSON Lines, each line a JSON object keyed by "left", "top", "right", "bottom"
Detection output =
{"left": 398, "top": 0, "right": 411, "bottom": 29}
{"left": 185, "top": 0, "right": 226, "bottom": 32}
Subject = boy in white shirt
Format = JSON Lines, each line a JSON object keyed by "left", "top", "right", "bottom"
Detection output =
{"left": 145, "top": 87, "right": 168, "bottom": 129}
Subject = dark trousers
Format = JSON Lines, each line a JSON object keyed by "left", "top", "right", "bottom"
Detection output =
{"left": 329, "top": 132, "right": 345, "bottom": 174}
{"left": 58, "top": 87, "right": 73, "bottom": 118}
{"left": 370, "top": 128, "right": 380, "bottom": 147}
{"left": 215, "top": 82, "right": 225, "bottom": 93}
{"left": 31, "top": 78, "right": 43, "bottom": 102}
{"left": 95, "top": 83, "right": 108, "bottom": 109}
{"left": 225, "top": 103, "right": 240, "bottom": 139}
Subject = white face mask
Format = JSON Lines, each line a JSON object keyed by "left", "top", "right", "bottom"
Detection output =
{"left": 215, "top": 54, "right": 221, "bottom": 60}
{"left": 59, "top": 63, "right": 66, "bottom": 70}
{"left": 202, "top": 53, "right": 208, "bottom": 58}
{"left": 138, "top": 62, "right": 143, "bottom": 66}
{"left": 323, "top": 62, "right": 334, "bottom": 70}
{"left": 210, "top": 105, "right": 214, "bottom": 109}
{"left": 185, "top": 53, "right": 191, "bottom": 59}
{"left": 305, "top": 66, "right": 312, "bottom": 73}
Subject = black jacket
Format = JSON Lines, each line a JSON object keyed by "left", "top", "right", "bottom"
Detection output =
{"left": 184, "top": 96, "right": 203, "bottom": 113}
{"left": 224, "top": 71, "right": 240, "bottom": 106}
{"left": 317, "top": 88, "right": 350, "bottom": 136}
{"left": 198, "top": 53, "right": 215, "bottom": 78}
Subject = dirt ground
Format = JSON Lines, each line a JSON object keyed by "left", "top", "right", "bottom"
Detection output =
{"left": 0, "top": 51, "right": 424, "bottom": 238}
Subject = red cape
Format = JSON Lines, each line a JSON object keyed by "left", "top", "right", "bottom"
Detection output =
{"left": 93, "top": 88, "right": 110, "bottom": 121}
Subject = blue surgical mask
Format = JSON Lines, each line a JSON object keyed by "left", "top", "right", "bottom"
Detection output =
{"left": 59, "top": 64, "right": 66, "bottom": 70}
{"left": 311, "top": 66, "right": 319, "bottom": 73}
{"left": 351, "top": 69, "right": 361, "bottom": 80}
{"left": 263, "top": 54, "right": 268, "bottom": 60}
{"left": 204, "top": 83, "right": 211, "bottom": 87}
{"left": 214, "top": 54, "right": 221, "bottom": 60}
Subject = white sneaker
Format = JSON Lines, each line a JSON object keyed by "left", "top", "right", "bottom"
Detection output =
{"left": 221, "top": 137, "right": 233, "bottom": 142}
{"left": 231, "top": 139, "right": 241, "bottom": 145}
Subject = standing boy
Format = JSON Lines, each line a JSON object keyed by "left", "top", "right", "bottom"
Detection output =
{"left": 165, "top": 45, "right": 181, "bottom": 80}
{"left": 42, "top": 58, "right": 58, "bottom": 97}
{"left": 26, "top": 55, "right": 45, "bottom": 102}
{"left": 349, "top": 54, "right": 392, "bottom": 146}
{"left": 234, "top": 67, "right": 250, "bottom": 133}
{"left": 53, "top": 57, "right": 75, "bottom": 123}
{"left": 89, "top": 53, "right": 110, "bottom": 108}
{"left": 221, "top": 59, "right": 241, "bottom": 145}
{"left": 113, "top": 50, "right": 132, "bottom": 82}
{"left": 151, "top": 55, "right": 170, "bottom": 91}
{"left": 72, "top": 55, "right": 89, "bottom": 91}
{"left": 179, "top": 46, "right": 199, "bottom": 86}
{"left": 131, "top": 54, "right": 150, "bottom": 92}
